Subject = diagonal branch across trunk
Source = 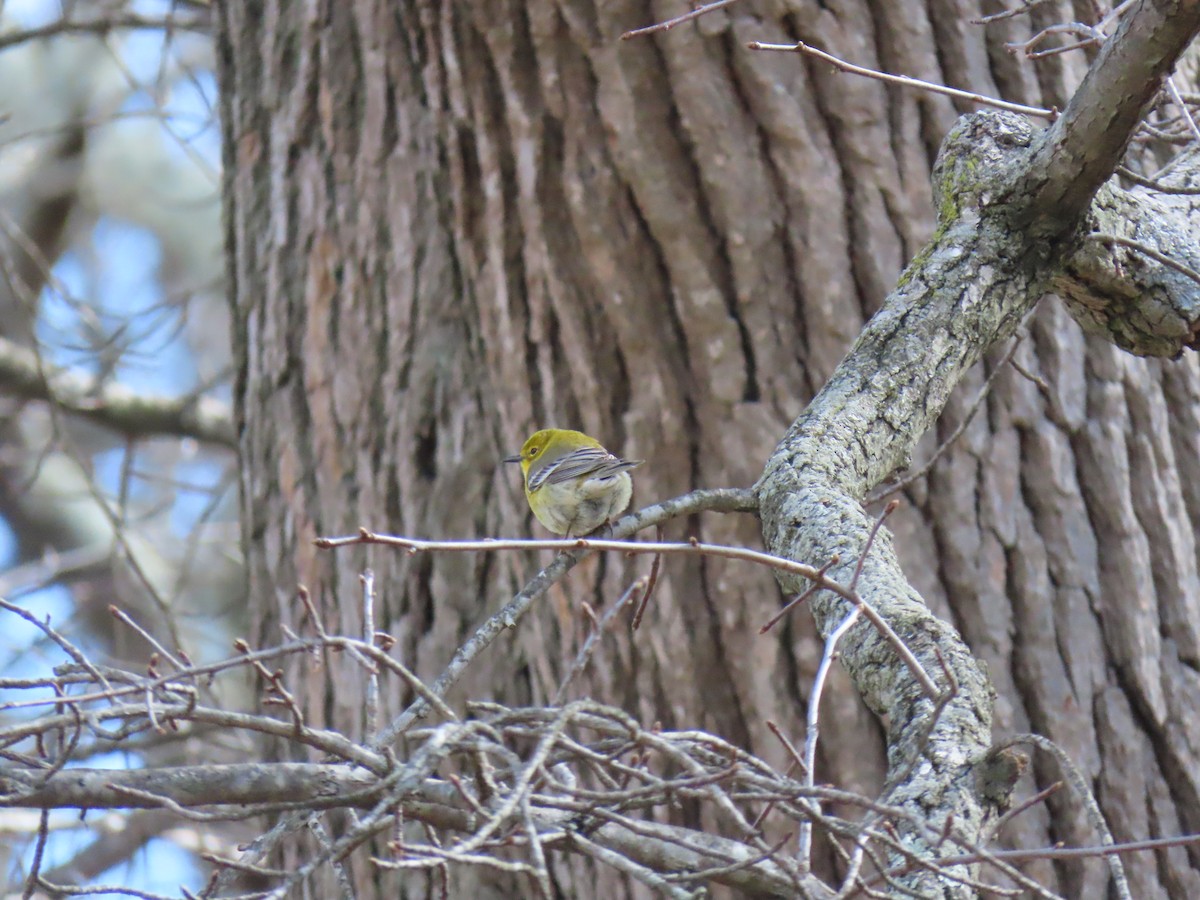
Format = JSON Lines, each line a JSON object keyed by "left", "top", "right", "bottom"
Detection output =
{"left": 756, "top": 3, "right": 1200, "bottom": 895}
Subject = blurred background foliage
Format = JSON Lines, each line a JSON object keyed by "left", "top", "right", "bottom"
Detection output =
{"left": 0, "top": 1, "right": 230, "bottom": 892}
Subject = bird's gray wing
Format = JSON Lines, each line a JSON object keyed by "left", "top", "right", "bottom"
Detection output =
{"left": 530, "top": 447, "right": 642, "bottom": 490}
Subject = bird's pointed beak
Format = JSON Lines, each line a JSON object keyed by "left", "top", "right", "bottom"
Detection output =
{"left": 503, "top": 454, "right": 522, "bottom": 464}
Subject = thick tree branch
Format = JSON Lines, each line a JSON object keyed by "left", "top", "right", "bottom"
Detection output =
{"left": 756, "top": 4, "right": 1200, "bottom": 896}
{"left": 0, "top": 333, "right": 236, "bottom": 447}
{"left": 1019, "top": 0, "right": 1200, "bottom": 228}
{"left": 0, "top": 764, "right": 390, "bottom": 812}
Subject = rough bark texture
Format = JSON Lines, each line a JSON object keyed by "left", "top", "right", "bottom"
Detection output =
{"left": 217, "top": 0, "right": 1200, "bottom": 896}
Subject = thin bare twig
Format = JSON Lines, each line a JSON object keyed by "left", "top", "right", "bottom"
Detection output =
{"left": 22, "top": 809, "right": 50, "bottom": 900}
{"left": 1007, "top": 24, "right": 1103, "bottom": 59}
{"left": 0, "top": 597, "right": 116, "bottom": 699}
{"left": 361, "top": 570, "right": 380, "bottom": 743}
{"left": 1090, "top": 232, "right": 1200, "bottom": 286}
{"left": 746, "top": 40, "right": 1055, "bottom": 118}
{"left": 796, "top": 503, "right": 900, "bottom": 867}
{"left": 630, "top": 524, "right": 664, "bottom": 630}
{"left": 1166, "top": 77, "right": 1200, "bottom": 143}
{"left": 1116, "top": 165, "right": 1200, "bottom": 195}
{"left": 759, "top": 554, "right": 840, "bottom": 634}
{"left": 109, "top": 605, "right": 185, "bottom": 671}
{"left": 972, "top": 0, "right": 1054, "bottom": 25}
{"left": 942, "top": 830, "right": 1200, "bottom": 864}
{"left": 994, "top": 733, "right": 1131, "bottom": 900}
{"left": 565, "top": 829, "right": 697, "bottom": 900}
{"left": 621, "top": 0, "right": 742, "bottom": 40}
{"left": 988, "top": 781, "right": 1064, "bottom": 838}
{"left": 554, "top": 577, "right": 647, "bottom": 704}
{"left": 798, "top": 605, "right": 862, "bottom": 869}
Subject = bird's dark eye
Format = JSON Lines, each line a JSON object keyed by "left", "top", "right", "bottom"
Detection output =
{"left": 529, "top": 447, "right": 540, "bottom": 456}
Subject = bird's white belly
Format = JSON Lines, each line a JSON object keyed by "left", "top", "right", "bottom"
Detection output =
{"left": 532, "top": 472, "right": 633, "bottom": 536}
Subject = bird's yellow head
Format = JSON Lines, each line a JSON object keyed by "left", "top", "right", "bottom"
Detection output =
{"left": 504, "top": 429, "right": 601, "bottom": 477}
{"left": 504, "top": 429, "right": 550, "bottom": 475}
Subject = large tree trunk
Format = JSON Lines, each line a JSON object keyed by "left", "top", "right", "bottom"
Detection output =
{"left": 217, "top": 1, "right": 1200, "bottom": 895}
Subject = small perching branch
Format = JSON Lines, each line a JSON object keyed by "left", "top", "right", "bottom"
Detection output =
{"left": 0, "top": 764, "right": 395, "bottom": 813}
{"left": 316, "top": 522, "right": 943, "bottom": 714}
{"left": 1117, "top": 163, "right": 1200, "bottom": 194}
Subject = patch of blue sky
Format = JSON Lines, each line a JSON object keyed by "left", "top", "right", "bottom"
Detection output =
{"left": 91, "top": 444, "right": 144, "bottom": 503}
{"left": 121, "top": 19, "right": 172, "bottom": 86}
{"left": 40, "top": 217, "right": 198, "bottom": 396}
{"left": 69, "top": 749, "right": 143, "bottom": 771}
{"left": 7, "top": 0, "right": 220, "bottom": 172}
{"left": 10, "top": 825, "right": 202, "bottom": 895}
{"left": 2, "top": 0, "right": 58, "bottom": 28}
{"left": 89, "top": 447, "right": 234, "bottom": 537}
{"left": 170, "top": 457, "right": 232, "bottom": 536}
{"left": 167, "top": 70, "right": 221, "bottom": 166}
{"left": 118, "top": 88, "right": 159, "bottom": 118}
{"left": 9, "top": 823, "right": 92, "bottom": 885}
{"left": 115, "top": 82, "right": 221, "bottom": 177}
{"left": 0, "top": 583, "right": 73, "bottom": 652}
{"left": 95, "top": 837, "right": 203, "bottom": 895}
{"left": 93, "top": 219, "right": 192, "bottom": 390}
{"left": 38, "top": 251, "right": 98, "bottom": 373}
{"left": 90, "top": 443, "right": 201, "bottom": 513}
{"left": 0, "top": 514, "right": 16, "bottom": 566}
{"left": 119, "top": 0, "right": 221, "bottom": 171}
{"left": 131, "top": 0, "right": 199, "bottom": 24}
{"left": 0, "top": 583, "right": 76, "bottom": 682}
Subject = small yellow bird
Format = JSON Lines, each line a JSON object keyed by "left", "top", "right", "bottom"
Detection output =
{"left": 505, "top": 428, "right": 642, "bottom": 536}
